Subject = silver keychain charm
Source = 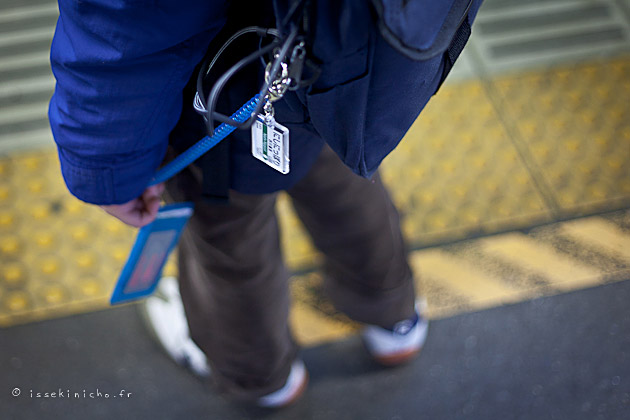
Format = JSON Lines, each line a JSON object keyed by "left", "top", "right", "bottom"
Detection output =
{"left": 262, "top": 55, "right": 292, "bottom": 127}
{"left": 265, "top": 60, "right": 291, "bottom": 103}
{"left": 262, "top": 96, "right": 275, "bottom": 129}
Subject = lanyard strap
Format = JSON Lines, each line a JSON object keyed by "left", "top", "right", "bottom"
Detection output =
{"left": 149, "top": 94, "right": 260, "bottom": 186}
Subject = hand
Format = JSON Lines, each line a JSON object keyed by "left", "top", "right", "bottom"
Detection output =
{"left": 99, "top": 183, "right": 165, "bottom": 228}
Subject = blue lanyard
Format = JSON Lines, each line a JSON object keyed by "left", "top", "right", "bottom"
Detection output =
{"left": 149, "top": 94, "right": 260, "bottom": 186}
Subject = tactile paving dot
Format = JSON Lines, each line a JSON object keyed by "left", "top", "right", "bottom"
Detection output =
{"left": 1, "top": 262, "right": 27, "bottom": 288}
{"left": 103, "top": 218, "right": 130, "bottom": 237}
{"left": 37, "top": 255, "right": 64, "bottom": 278}
{"left": 74, "top": 251, "right": 99, "bottom": 271}
{"left": 4, "top": 291, "right": 31, "bottom": 312}
{"left": 78, "top": 278, "right": 103, "bottom": 297}
{"left": 29, "top": 202, "right": 52, "bottom": 221}
{"left": 109, "top": 245, "right": 130, "bottom": 264}
{"left": 0, "top": 184, "right": 11, "bottom": 203}
{"left": 63, "top": 196, "right": 88, "bottom": 217}
{"left": 39, "top": 284, "right": 68, "bottom": 306}
{"left": 33, "top": 231, "right": 56, "bottom": 250}
{"left": 69, "top": 222, "right": 92, "bottom": 244}
{"left": 0, "top": 235, "right": 22, "bottom": 258}
{"left": 26, "top": 178, "right": 47, "bottom": 195}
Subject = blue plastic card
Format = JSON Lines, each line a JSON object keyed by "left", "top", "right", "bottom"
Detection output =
{"left": 109, "top": 203, "right": 194, "bottom": 305}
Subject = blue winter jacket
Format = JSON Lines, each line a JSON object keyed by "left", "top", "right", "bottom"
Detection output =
{"left": 49, "top": 0, "right": 482, "bottom": 205}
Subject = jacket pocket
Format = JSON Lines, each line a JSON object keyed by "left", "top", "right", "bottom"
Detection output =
{"left": 308, "top": 46, "right": 369, "bottom": 94}
{"left": 306, "top": 64, "right": 371, "bottom": 175}
{"left": 370, "top": 0, "right": 474, "bottom": 60}
{"left": 307, "top": 0, "right": 371, "bottom": 93}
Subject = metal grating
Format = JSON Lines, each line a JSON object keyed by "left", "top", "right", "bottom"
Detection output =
{"left": 0, "top": 1, "right": 57, "bottom": 154}
{"left": 468, "top": 0, "right": 630, "bottom": 74}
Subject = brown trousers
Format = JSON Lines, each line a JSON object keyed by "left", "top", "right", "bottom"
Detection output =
{"left": 165, "top": 145, "right": 416, "bottom": 400}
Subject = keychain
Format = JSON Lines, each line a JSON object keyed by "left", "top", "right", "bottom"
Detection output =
{"left": 251, "top": 55, "right": 292, "bottom": 174}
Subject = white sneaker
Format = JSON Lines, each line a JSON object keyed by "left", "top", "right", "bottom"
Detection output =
{"left": 362, "top": 299, "right": 429, "bottom": 366}
{"left": 142, "top": 277, "right": 308, "bottom": 406}
{"left": 257, "top": 360, "right": 309, "bottom": 408}
{"left": 140, "top": 276, "right": 211, "bottom": 378}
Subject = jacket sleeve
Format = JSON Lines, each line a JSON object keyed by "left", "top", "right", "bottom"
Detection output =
{"left": 49, "top": 0, "right": 228, "bottom": 205}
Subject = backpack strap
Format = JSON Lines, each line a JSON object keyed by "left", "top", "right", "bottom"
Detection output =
{"left": 435, "top": 14, "right": 472, "bottom": 93}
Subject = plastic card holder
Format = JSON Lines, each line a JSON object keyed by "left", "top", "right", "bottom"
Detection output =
{"left": 109, "top": 203, "right": 193, "bottom": 305}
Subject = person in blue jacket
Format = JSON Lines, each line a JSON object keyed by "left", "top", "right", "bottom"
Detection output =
{"left": 49, "top": 0, "right": 481, "bottom": 408}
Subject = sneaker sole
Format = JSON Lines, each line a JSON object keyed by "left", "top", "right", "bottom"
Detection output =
{"left": 275, "top": 370, "right": 309, "bottom": 409}
{"left": 257, "top": 364, "right": 310, "bottom": 409}
{"left": 371, "top": 346, "right": 423, "bottom": 367}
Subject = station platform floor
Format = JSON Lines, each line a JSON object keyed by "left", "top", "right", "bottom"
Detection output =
{"left": 1, "top": 0, "right": 630, "bottom": 418}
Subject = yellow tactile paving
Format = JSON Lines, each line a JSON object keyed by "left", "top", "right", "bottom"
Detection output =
{"left": 2, "top": 56, "right": 630, "bottom": 348}
{"left": 381, "top": 81, "right": 551, "bottom": 246}
{"left": 560, "top": 218, "right": 630, "bottom": 262}
{"left": 0, "top": 150, "right": 137, "bottom": 327}
{"left": 289, "top": 213, "right": 630, "bottom": 327}
{"left": 409, "top": 249, "right": 526, "bottom": 315}
{"left": 480, "top": 233, "right": 604, "bottom": 291}
{"left": 493, "top": 57, "right": 630, "bottom": 214}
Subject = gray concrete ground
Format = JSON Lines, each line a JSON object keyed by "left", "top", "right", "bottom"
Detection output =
{"left": 2, "top": 278, "right": 629, "bottom": 420}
